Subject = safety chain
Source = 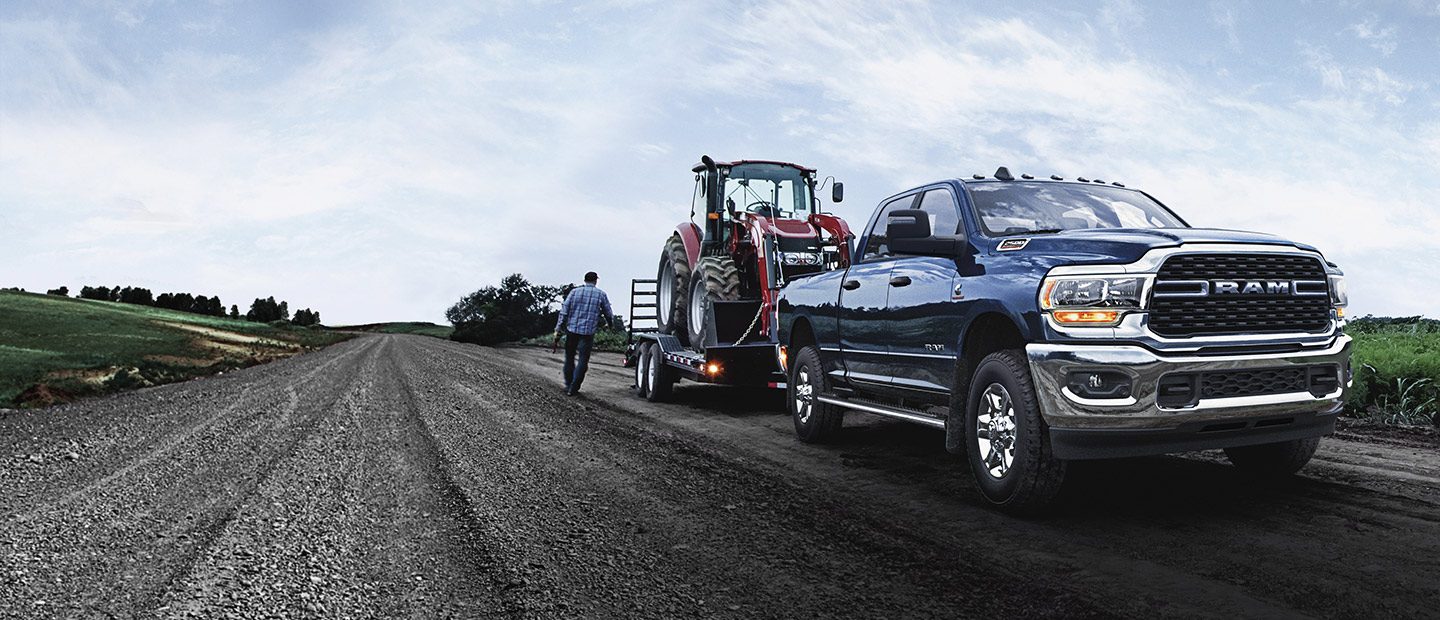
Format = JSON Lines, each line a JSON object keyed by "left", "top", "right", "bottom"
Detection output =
{"left": 732, "top": 302, "right": 765, "bottom": 345}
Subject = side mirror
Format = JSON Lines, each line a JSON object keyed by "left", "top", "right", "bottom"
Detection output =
{"left": 832, "top": 181, "right": 844, "bottom": 203}
{"left": 888, "top": 209, "right": 960, "bottom": 256}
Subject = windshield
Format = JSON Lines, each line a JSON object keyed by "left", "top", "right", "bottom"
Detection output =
{"left": 967, "top": 182, "right": 1185, "bottom": 236}
{"left": 722, "top": 163, "right": 814, "bottom": 220}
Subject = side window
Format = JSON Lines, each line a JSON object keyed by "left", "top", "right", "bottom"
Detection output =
{"left": 862, "top": 195, "right": 917, "bottom": 261}
{"left": 917, "top": 188, "right": 962, "bottom": 236}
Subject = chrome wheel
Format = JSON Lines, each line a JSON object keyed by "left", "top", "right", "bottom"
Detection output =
{"left": 975, "top": 383, "right": 1018, "bottom": 479}
{"left": 794, "top": 367, "right": 814, "bottom": 423}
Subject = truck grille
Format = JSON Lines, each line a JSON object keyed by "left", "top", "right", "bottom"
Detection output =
{"left": 1149, "top": 254, "right": 1332, "bottom": 337}
{"left": 1200, "top": 367, "right": 1306, "bottom": 399}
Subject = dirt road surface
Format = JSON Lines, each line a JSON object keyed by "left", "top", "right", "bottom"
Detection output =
{"left": 3, "top": 334, "right": 1436, "bottom": 619}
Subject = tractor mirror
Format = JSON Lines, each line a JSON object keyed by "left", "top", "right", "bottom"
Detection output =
{"left": 832, "top": 182, "right": 844, "bottom": 203}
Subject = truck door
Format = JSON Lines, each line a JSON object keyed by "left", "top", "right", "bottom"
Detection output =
{"left": 838, "top": 194, "right": 917, "bottom": 389}
{"left": 886, "top": 187, "right": 966, "bottom": 402}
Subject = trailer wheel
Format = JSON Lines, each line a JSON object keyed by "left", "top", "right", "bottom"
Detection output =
{"left": 687, "top": 256, "right": 742, "bottom": 352}
{"left": 1224, "top": 437, "right": 1320, "bottom": 477}
{"left": 646, "top": 342, "right": 675, "bottom": 402}
{"left": 789, "top": 346, "right": 843, "bottom": 443}
{"left": 964, "top": 349, "right": 1066, "bottom": 514}
{"left": 634, "top": 342, "right": 652, "bottom": 398}
{"left": 656, "top": 235, "right": 692, "bottom": 345}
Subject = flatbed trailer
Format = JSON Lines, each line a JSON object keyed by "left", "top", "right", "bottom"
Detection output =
{"left": 622, "top": 278, "right": 785, "bottom": 401}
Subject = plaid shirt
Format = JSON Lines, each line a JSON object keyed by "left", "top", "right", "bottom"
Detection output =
{"left": 556, "top": 284, "right": 613, "bottom": 336}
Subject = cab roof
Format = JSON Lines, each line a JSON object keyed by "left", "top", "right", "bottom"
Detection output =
{"left": 691, "top": 159, "right": 817, "bottom": 174}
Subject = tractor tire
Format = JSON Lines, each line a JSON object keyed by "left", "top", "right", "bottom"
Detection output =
{"left": 656, "top": 235, "right": 692, "bottom": 345}
{"left": 686, "top": 256, "right": 742, "bottom": 352}
{"left": 964, "top": 349, "right": 1067, "bottom": 515}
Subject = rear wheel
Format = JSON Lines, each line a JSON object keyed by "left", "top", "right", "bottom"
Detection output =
{"left": 656, "top": 235, "right": 692, "bottom": 344}
{"left": 1225, "top": 437, "right": 1320, "bottom": 477}
{"left": 687, "top": 256, "right": 741, "bottom": 351}
{"left": 789, "top": 345, "right": 843, "bottom": 443}
{"left": 964, "top": 349, "right": 1066, "bottom": 514}
{"left": 634, "top": 342, "right": 651, "bottom": 398}
{"left": 646, "top": 342, "right": 674, "bottom": 402}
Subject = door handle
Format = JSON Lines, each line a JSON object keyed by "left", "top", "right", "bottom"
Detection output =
{"left": 889, "top": 276, "right": 912, "bottom": 287}
{"left": 842, "top": 279, "right": 861, "bottom": 290}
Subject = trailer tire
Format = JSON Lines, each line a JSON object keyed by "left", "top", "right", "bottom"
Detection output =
{"left": 964, "top": 349, "right": 1066, "bottom": 515}
{"left": 656, "top": 235, "right": 692, "bottom": 345}
{"left": 646, "top": 342, "right": 674, "bottom": 402}
{"left": 1224, "top": 437, "right": 1320, "bottom": 477}
{"left": 789, "top": 346, "right": 843, "bottom": 443}
{"left": 634, "top": 342, "right": 651, "bottom": 398}
{"left": 687, "top": 256, "right": 742, "bottom": 352}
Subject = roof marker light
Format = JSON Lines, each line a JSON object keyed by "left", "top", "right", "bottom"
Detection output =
{"left": 1112, "top": 182, "right": 1125, "bottom": 187}
{"left": 1077, "top": 177, "right": 1090, "bottom": 182}
{"left": 1050, "top": 175, "right": 1063, "bottom": 180}
{"left": 972, "top": 174, "right": 984, "bottom": 179}
{"left": 1021, "top": 173, "right": 1034, "bottom": 179}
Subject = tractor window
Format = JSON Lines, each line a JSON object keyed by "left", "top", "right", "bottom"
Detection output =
{"left": 723, "top": 163, "right": 814, "bottom": 220}
{"left": 862, "top": 195, "right": 918, "bottom": 261}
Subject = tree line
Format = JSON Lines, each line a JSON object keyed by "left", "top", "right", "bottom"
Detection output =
{"left": 43, "top": 285, "right": 322, "bottom": 326}
{"left": 445, "top": 273, "right": 624, "bottom": 345}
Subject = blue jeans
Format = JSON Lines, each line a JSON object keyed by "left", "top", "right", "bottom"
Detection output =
{"left": 563, "top": 333, "right": 594, "bottom": 392}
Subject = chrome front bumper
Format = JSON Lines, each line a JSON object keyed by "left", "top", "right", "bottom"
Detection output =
{"left": 1026, "top": 335, "right": 1351, "bottom": 431}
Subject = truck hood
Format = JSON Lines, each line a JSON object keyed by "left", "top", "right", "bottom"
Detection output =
{"left": 995, "top": 228, "right": 1322, "bottom": 266}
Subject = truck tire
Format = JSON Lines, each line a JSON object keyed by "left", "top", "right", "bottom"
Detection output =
{"left": 687, "top": 255, "right": 742, "bottom": 352}
{"left": 634, "top": 342, "right": 652, "bottom": 398}
{"left": 1224, "top": 437, "right": 1320, "bottom": 477}
{"left": 789, "top": 345, "right": 843, "bottom": 443}
{"left": 964, "top": 349, "right": 1066, "bottom": 514}
{"left": 646, "top": 342, "right": 675, "bottom": 402}
{"left": 656, "top": 235, "right": 692, "bottom": 344}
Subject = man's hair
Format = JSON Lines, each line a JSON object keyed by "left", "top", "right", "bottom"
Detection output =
{"left": 584, "top": 271, "right": 599, "bottom": 283}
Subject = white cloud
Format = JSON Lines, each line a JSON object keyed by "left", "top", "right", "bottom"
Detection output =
{"left": 1347, "top": 16, "right": 1399, "bottom": 55}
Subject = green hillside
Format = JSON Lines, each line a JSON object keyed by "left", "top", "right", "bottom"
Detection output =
{"left": 335, "top": 322, "right": 454, "bottom": 338}
{"left": 0, "top": 291, "right": 349, "bottom": 407}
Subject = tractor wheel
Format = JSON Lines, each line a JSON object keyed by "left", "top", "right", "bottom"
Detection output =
{"left": 656, "top": 234, "right": 692, "bottom": 345}
{"left": 687, "top": 256, "right": 742, "bottom": 352}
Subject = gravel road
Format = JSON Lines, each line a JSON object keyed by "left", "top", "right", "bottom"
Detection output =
{"left": 3, "top": 334, "right": 1437, "bottom": 619}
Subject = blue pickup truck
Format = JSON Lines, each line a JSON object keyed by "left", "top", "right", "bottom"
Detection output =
{"left": 776, "top": 167, "right": 1351, "bottom": 512}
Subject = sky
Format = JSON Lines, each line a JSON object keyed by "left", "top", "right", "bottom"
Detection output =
{"left": 2, "top": 0, "right": 1437, "bottom": 325}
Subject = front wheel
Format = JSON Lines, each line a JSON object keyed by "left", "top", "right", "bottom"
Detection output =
{"left": 789, "top": 346, "right": 843, "bottom": 443}
{"left": 1224, "top": 437, "right": 1320, "bottom": 477}
{"left": 963, "top": 349, "right": 1066, "bottom": 514}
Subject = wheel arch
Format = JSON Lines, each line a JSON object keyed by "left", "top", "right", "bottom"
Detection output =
{"left": 946, "top": 311, "right": 1029, "bottom": 454}
{"left": 675, "top": 222, "right": 702, "bottom": 268}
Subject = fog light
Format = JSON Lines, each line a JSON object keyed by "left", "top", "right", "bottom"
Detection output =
{"left": 1065, "top": 371, "right": 1132, "bottom": 399}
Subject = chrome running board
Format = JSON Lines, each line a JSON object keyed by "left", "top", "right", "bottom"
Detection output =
{"left": 815, "top": 396, "right": 946, "bottom": 429}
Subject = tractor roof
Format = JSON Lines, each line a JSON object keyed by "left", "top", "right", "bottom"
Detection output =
{"left": 691, "top": 159, "right": 817, "bottom": 174}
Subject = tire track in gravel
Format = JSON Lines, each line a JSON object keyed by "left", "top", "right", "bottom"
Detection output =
{"left": 1, "top": 337, "right": 379, "bottom": 619}
{"left": 157, "top": 335, "right": 503, "bottom": 619}
{"left": 396, "top": 336, "right": 1111, "bottom": 619}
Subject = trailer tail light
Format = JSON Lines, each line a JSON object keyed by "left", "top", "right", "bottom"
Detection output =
{"left": 706, "top": 362, "right": 721, "bottom": 376}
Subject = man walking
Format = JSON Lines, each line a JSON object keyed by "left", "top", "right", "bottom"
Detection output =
{"left": 555, "top": 271, "right": 613, "bottom": 396}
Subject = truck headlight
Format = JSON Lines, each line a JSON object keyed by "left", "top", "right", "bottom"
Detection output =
{"left": 1040, "top": 276, "right": 1146, "bottom": 326}
{"left": 1328, "top": 275, "right": 1347, "bottom": 308}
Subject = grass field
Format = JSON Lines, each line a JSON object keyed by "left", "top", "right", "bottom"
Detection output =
{"left": 334, "top": 322, "right": 454, "bottom": 338}
{"left": 1347, "top": 320, "right": 1440, "bottom": 426}
{"left": 0, "top": 291, "right": 349, "bottom": 407}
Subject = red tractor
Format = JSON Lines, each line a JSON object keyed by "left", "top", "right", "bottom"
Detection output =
{"left": 628, "top": 156, "right": 852, "bottom": 400}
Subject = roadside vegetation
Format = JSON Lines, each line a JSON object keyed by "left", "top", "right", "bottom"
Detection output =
{"left": 1346, "top": 316, "right": 1439, "bottom": 427}
{"left": 446, "top": 273, "right": 627, "bottom": 350}
{"left": 0, "top": 290, "right": 348, "bottom": 408}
